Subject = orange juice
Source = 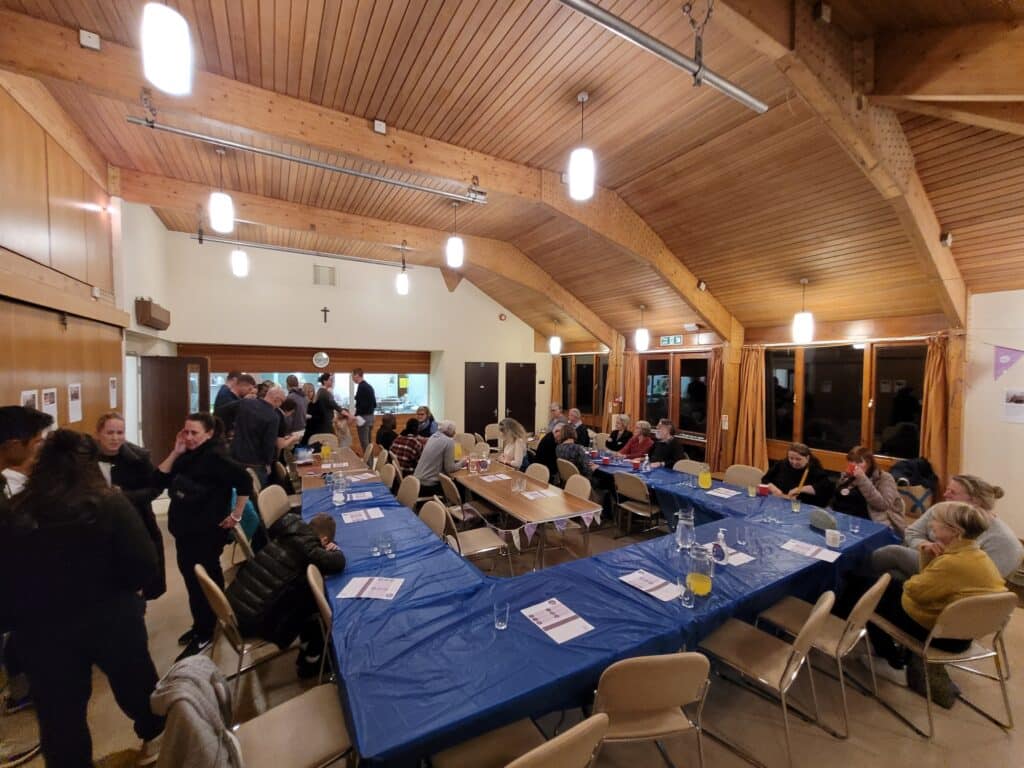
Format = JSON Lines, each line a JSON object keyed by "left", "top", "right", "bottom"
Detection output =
{"left": 454, "top": 442, "right": 463, "bottom": 460}
{"left": 698, "top": 469, "right": 712, "bottom": 489}
{"left": 321, "top": 444, "right": 331, "bottom": 460}
{"left": 686, "top": 572, "right": 712, "bottom": 596}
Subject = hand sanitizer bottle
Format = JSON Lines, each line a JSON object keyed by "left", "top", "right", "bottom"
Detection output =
{"left": 711, "top": 528, "right": 728, "bottom": 565}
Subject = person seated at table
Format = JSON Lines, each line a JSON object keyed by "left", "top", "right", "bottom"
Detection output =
{"left": 375, "top": 413, "right": 398, "bottom": 453}
{"left": 606, "top": 414, "right": 633, "bottom": 452}
{"left": 414, "top": 420, "right": 465, "bottom": 498}
{"left": 567, "top": 408, "right": 590, "bottom": 447}
{"left": 872, "top": 474, "right": 1022, "bottom": 581}
{"left": 830, "top": 445, "right": 905, "bottom": 533}
{"left": 647, "top": 419, "right": 686, "bottom": 468}
{"left": 227, "top": 512, "right": 345, "bottom": 678}
{"left": 415, "top": 406, "right": 438, "bottom": 437}
{"left": 497, "top": 418, "right": 527, "bottom": 470}
{"left": 618, "top": 420, "right": 654, "bottom": 459}
{"left": 865, "top": 501, "right": 1006, "bottom": 702}
{"left": 546, "top": 403, "right": 564, "bottom": 432}
{"left": 533, "top": 421, "right": 564, "bottom": 482}
{"left": 390, "top": 418, "right": 426, "bottom": 476}
{"left": 762, "top": 442, "right": 833, "bottom": 505}
{"left": 556, "top": 427, "right": 593, "bottom": 478}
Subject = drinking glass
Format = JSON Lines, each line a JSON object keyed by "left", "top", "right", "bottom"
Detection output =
{"left": 849, "top": 516, "right": 861, "bottom": 535}
{"left": 746, "top": 485, "right": 756, "bottom": 498}
{"left": 677, "top": 577, "right": 695, "bottom": 609}
{"left": 790, "top": 498, "right": 801, "bottom": 513}
{"left": 382, "top": 534, "right": 395, "bottom": 559}
{"left": 676, "top": 507, "right": 696, "bottom": 551}
{"left": 686, "top": 548, "right": 714, "bottom": 598}
{"left": 369, "top": 535, "right": 381, "bottom": 557}
{"left": 736, "top": 525, "right": 748, "bottom": 547}
{"left": 512, "top": 477, "right": 526, "bottom": 493}
{"left": 494, "top": 601, "right": 510, "bottom": 630}
{"left": 478, "top": 455, "right": 490, "bottom": 472}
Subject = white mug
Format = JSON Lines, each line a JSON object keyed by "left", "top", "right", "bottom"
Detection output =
{"left": 825, "top": 529, "right": 847, "bottom": 548}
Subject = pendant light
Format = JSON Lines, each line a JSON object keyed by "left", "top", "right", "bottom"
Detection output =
{"left": 230, "top": 248, "right": 249, "bottom": 277}
{"left": 209, "top": 149, "right": 234, "bottom": 234}
{"left": 634, "top": 304, "right": 650, "bottom": 352}
{"left": 567, "top": 91, "right": 595, "bottom": 201}
{"left": 549, "top": 318, "right": 563, "bottom": 355}
{"left": 792, "top": 278, "right": 815, "bottom": 344}
{"left": 141, "top": 3, "right": 193, "bottom": 95}
{"left": 395, "top": 240, "right": 410, "bottom": 295}
{"left": 446, "top": 202, "right": 464, "bottom": 268}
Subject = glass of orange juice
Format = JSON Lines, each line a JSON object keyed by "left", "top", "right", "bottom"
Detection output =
{"left": 321, "top": 443, "right": 331, "bottom": 461}
{"left": 686, "top": 548, "right": 714, "bottom": 597}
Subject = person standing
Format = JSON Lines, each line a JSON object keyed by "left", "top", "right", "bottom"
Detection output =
{"left": 213, "top": 371, "right": 254, "bottom": 411}
{"left": 2, "top": 428, "right": 164, "bottom": 767}
{"left": 95, "top": 412, "right": 166, "bottom": 600}
{"left": 352, "top": 369, "right": 376, "bottom": 454}
{"left": 231, "top": 387, "right": 297, "bottom": 486}
{"left": 214, "top": 373, "right": 256, "bottom": 436}
{"left": 302, "top": 373, "right": 343, "bottom": 445}
{"left": 155, "top": 413, "right": 252, "bottom": 660}
{"left": 284, "top": 375, "right": 308, "bottom": 433}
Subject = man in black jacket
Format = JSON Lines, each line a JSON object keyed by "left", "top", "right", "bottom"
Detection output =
{"left": 227, "top": 512, "right": 345, "bottom": 677}
{"left": 352, "top": 368, "right": 376, "bottom": 454}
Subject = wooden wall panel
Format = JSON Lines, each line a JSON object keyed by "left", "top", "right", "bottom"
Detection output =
{"left": 46, "top": 135, "right": 88, "bottom": 282}
{"left": 175, "top": 343, "right": 432, "bottom": 375}
{"left": 0, "top": 87, "right": 49, "bottom": 265}
{"left": 84, "top": 176, "right": 112, "bottom": 292}
{"left": 0, "top": 297, "right": 122, "bottom": 431}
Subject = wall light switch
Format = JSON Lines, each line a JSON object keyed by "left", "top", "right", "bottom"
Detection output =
{"left": 373, "top": 119, "right": 387, "bottom": 135}
{"left": 721, "top": 414, "right": 729, "bottom": 430}
{"left": 79, "top": 29, "right": 101, "bottom": 50}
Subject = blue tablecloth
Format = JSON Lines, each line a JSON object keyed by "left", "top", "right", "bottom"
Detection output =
{"left": 302, "top": 480, "right": 894, "bottom": 765}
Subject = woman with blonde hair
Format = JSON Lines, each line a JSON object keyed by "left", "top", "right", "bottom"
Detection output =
{"left": 873, "top": 474, "right": 1022, "bottom": 579}
{"left": 617, "top": 420, "right": 654, "bottom": 459}
{"left": 606, "top": 414, "right": 633, "bottom": 453}
{"left": 497, "top": 418, "right": 527, "bottom": 469}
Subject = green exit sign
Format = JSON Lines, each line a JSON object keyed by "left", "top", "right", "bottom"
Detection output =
{"left": 659, "top": 335, "right": 683, "bottom": 346}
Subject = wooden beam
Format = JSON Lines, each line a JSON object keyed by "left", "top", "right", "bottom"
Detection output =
{"left": 874, "top": 22, "right": 1024, "bottom": 102}
{"left": 869, "top": 96, "right": 1024, "bottom": 138}
{"left": 438, "top": 267, "right": 463, "bottom": 293}
{"left": 717, "top": 0, "right": 968, "bottom": 328}
{"left": 744, "top": 313, "right": 949, "bottom": 345}
{"left": 118, "top": 168, "right": 618, "bottom": 347}
{"left": 0, "top": 9, "right": 742, "bottom": 341}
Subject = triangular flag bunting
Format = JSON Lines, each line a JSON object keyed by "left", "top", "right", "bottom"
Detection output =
{"left": 995, "top": 346, "right": 1024, "bottom": 381}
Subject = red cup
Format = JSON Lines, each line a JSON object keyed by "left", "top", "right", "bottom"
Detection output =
{"left": 601, "top": 456, "right": 611, "bottom": 465}
{"left": 631, "top": 459, "right": 642, "bottom": 470}
{"left": 757, "top": 483, "right": 770, "bottom": 496}
{"left": 589, "top": 450, "right": 598, "bottom": 459}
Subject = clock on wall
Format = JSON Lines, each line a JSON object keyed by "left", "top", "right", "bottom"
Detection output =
{"left": 312, "top": 351, "right": 330, "bottom": 369}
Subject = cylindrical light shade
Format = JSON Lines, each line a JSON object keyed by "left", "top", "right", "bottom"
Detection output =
{"left": 568, "top": 147, "right": 595, "bottom": 201}
{"left": 395, "top": 270, "right": 409, "bottom": 295}
{"left": 141, "top": 3, "right": 193, "bottom": 95}
{"left": 446, "top": 235, "right": 464, "bottom": 268}
{"left": 230, "top": 249, "right": 249, "bottom": 277}
{"left": 634, "top": 327, "right": 650, "bottom": 352}
{"left": 792, "top": 311, "right": 815, "bottom": 344}
{"left": 208, "top": 191, "right": 235, "bottom": 233}
{"left": 548, "top": 335, "right": 562, "bottom": 355}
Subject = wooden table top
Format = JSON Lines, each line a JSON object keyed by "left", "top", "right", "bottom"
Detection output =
{"left": 294, "top": 447, "right": 366, "bottom": 477}
{"left": 454, "top": 467, "right": 600, "bottom": 525}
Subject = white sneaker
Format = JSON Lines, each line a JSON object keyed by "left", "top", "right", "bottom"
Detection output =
{"left": 137, "top": 734, "right": 162, "bottom": 767}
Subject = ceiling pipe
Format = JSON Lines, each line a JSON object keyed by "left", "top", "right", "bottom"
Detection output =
{"left": 555, "top": 0, "right": 769, "bottom": 114}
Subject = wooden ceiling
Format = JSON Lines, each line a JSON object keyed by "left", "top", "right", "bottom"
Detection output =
{"left": 1, "top": 0, "right": 1021, "bottom": 345}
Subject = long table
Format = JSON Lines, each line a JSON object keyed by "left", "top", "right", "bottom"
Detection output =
{"left": 302, "top": 470, "right": 895, "bottom": 766}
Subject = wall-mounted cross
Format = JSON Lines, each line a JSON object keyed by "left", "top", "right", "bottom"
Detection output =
{"left": 321, "top": 306, "right": 330, "bottom": 324}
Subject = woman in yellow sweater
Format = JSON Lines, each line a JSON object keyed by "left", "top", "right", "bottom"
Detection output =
{"left": 869, "top": 501, "right": 1006, "bottom": 672}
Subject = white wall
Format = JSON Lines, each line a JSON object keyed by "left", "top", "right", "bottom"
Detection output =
{"left": 118, "top": 204, "right": 550, "bottom": 431}
{"left": 963, "top": 289, "right": 1024, "bottom": 535}
{"left": 122, "top": 203, "right": 174, "bottom": 344}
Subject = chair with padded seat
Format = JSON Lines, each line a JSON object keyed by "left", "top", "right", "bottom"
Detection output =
{"left": 722, "top": 463, "right": 764, "bottom": 488}
{"left": 475, "top": 441, "right": 493, "bottom": 458}
{"left": 432, "top": 713, "right": 608, "bottom": 768}
{"left": 257, "top": 484, "right": 290, "bottom": 530}
{"left": 419, "top": 499, "right": 513, "bottom": 575}
{"left": 593, "top": 432, "right": 610, "bottom": 451}
{"left": 484, "top": 422, "right": 501, "bottom": 447}
{"left": 395, "top": 475, "right": 421, "bottom": 509}
{"left": 557, "top": 457, "right": 580, "bottom": 486}
{"left": 525, "top": 462, "right": 550, "bottom": 484}
{"left": 380, "top": 463, "right": 398, "bottom": 494}
{"left": 306, "top": 565, "right": 336, "bottom": 684}
{"left": 594, "top": 652, "right": 710, "bottom": 768}
{"left": 673, "top": 459, "right": 706, "bottom": 476}
{"left": 456, "top": 432, "right": 477, "bottom": 457}
{"left": 699, "top": 591, "right": 835, "bottom": 768}
{"left": 245, "top": 467, "right": 263, "bottom": 497}
{"left": 613, "top": 471, "right": 659, "bottom": 535}
{"left": 440, "top": 473, "right": 493, "bottom": 527}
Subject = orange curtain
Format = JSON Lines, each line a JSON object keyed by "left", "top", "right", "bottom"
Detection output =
{"left": 920, "top": 335, "right": 949, "bottom": 483}
{"left": 550, "top": 355, "right": 562, "bottom": 410}
{"left": 704, "top": 347, "right": 724, "bottom": 471}
{"left": 600, "top": 335, "right": 625, "bottom": 431}
{"left": 734, "top": 347, "right": 768, "bottom": 470}
{"left": 623, "top": 352, "right": 642, "bottom": 426}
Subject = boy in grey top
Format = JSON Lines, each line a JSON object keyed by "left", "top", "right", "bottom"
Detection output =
{"left": 413, "top": 420, "right": 465, "bottom": 498}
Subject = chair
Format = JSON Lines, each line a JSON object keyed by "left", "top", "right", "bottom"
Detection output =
{"left": 557, "top": 457, "right": 580, "bottom": 485}
{"left": 257, "top": 485, "right": 290, "bottom": 529}
{"left": 364, "top": 442, "right": 379, "bottom": 469}
{"left": 230, "top": 526, "right": 255, "bottom": 563}
{"left": 614, "top": 471, "right": 659, "bottom": 535}
{"left": 225, "top": 526, "right": 256, "bottom": 585}
{"left": 301, "top": 475, "right": 325, "bottom": 491}
{"left": 440, "top": 473, "right": 492, "bottom": 526}
{"left": 432, "top": 713, "right": 608, "bottom": 768}
{"left": 245, "top": 467, "right": 263, "bottom": 496}
{"left": 484, "top": 422, "right": 501, "bottom": 445}
{"left": 396, "top": 475, "right": 421, "bottom": 509}
{"left": 723, "top": 463, "right": 764, "bottom": 488}
{"left": 193, "top": 565, "right": 294, "bottom": 715}
{"left": 308, "top": 433, "right": 339, "bottom": 450}
{"left": 525, "top": 462, "right": 550, "bottom": 484}
{"left": 868, "top": 591, "right": 1016, "bottom": 739}
{"left": 593, "top": 432, "right": 610, "bottom": 451}
{"left": 756, "top": 574, "right": 891, "bottom": 737}
{"left": 420, "top": 499, "right": 513, "bottom": 575}
{"left": 456, "top": 432, "right": 477, "bottom": 456}
{"left": 306, "top": 565, "right": 335, "bottom": 684}
{"left": 673, "top": 459, "right": 706, "bottom": 476}
{"left": 380, "top": 463, "right": 398, "bottom": 493}
{"left": 475, "top": 441, "right": 492, "bottom": 457}
{"left": 699, "top": 591, "right": 835, "bottom": 768}
{"left": 563, "top": 474, "right": 592, "bottom": 502}
{"left": 473, "top": 432, "right": 486, "bottom": 446}
{"left": 593, "top": 652, "right": 710, "bottom": 768}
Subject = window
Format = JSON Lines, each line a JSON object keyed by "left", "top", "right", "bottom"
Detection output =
{"left": 575, "top": 358, "right": 594, "bottom": 413}
{"left": 803, "top": 346, "right": 863, "bottom": 452}
{"left": 555, "top": 354, "right": 608, "bottom": 423}
{"left": 765, "top": 349, "right": 795, "bottom": 441}
{"left": 677, "top": 357, "right": 709, "bottom": 433}
{"left": 209, "top": 371, "right": 428, "bottom": 414}
{"left": 561, "top": 357, "right": 572, "bottom": 412}
{"left": 643, "top": 357, "right": 670, "bottom": 424}
{"left": 873, "top": 345, "right": 926, "bottom": 459}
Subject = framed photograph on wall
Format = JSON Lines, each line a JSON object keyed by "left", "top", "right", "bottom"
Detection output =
{"left": 68, "top": 383, "right": 83, "bottom": 423}
{"left": 20, "top": 390, "right": 38, "bottom": 410}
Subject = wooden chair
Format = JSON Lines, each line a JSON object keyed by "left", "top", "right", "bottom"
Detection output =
{"left": 613, "top": 471, "right": 658, "bottom": 535}
{"left": 432, "top": 713, "right": 608, "bottom": 768}
{"left": 557, "top": 457, "right": 580, "bottom": 485}
{"left": 594, "top": 652, "right": 710, "bottom": 768}
{"left": 395, "top": 475, "right": 421, "bottom": 509}
{"left": 673, "top": 459, "right": 706, "bottom": 476}
{"left": 419, "top": 499, "right": 513, "bottom": 575}
{"left": 525, "top": 462, "right": 550, "bottom": 484}
{"left": 308, "top": 433, "right": 339, "bottom": 450}
{"left": 257, "top": 485, "right": 290, "bottom": 529}
{"left": 306, "top": 565, "right": 335, "bottom": 684}
{"left": 723, "top": 463, "right": 764, "bottom": 488}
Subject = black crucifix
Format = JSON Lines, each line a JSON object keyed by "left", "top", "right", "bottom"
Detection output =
{"left": 320, "top": 306, "right": 330, "bottom": 324}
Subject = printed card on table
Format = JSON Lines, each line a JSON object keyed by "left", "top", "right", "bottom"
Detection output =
{"left": 521, "top": 598, "right": 594, "bottom": 644}
{"left": 338, "top": 577, "right": 404, "bottom": 600}
{"left": 706, "top": 487, "right": 741, "bottom": 499}
{"left": 620, "top": 569, "right": 682, "bottom": 602}
{"left": 782, "top": 539, "right": 841, "bottom": 563}
{"left": 522, "top": 489, "right": 558, "bottom": 500}
{"left": 348, "top": 490, "right": 374, "bottom": 500}
{"left": 341, "top": 507, "right": 384, "bottom": 524}
{"left": 350, "top": 473, "right": 377, "bottom": 482}
{"left": 699, "top": 542, "right": 755, "bottom": 567}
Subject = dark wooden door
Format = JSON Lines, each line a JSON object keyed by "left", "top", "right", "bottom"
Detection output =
{"left": 504, "top": 363, "right": 536, "bottom": 433}
{"left": 464, "top": 362, "right": 498, "bottom": 436}
{"left": 140, "top": 356, "right": 209, "bottom": 453}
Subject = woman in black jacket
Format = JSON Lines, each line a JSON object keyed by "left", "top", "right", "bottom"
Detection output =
{"left": 96, "top": 412, "right": 166, "bottom": 599}
{"left": 302, "top": 372, "right": 343, "bottom": 445}
{"left": 606, "top": 414, "right": 633, "bottom": 453}
{"left": 155, "top": 412, "right": 252, "bottom": 660}
{"left": 762, "top": 442, "right": 834, "bottom": 505}
{"left": 1, "top": 430, "right": 164, "bottom": 766}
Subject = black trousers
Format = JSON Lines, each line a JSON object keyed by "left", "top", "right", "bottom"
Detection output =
{"left": 175, "top": 532, "right": 226, "bottom": 638}
{"left": 868, "top": 580, "right": 970, "bottom": 666}
{"left": 18, "top": 596, "right": 164, "bottom": 767}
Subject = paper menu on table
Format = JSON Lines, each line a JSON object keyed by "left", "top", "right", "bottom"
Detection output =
{"left": 341, "top": 507, "right": 384, "bottom": 523}
{"left": 349, "top": 473, "right": 377, "bottom": 482}
{"left": 521, "top": 598, "right": 594, "bottom": 644}
{"left": 480, "top": 473, "right": 512, "bottom": 483}
{"left": 706, "top": 487, "right": 741, "bottom": 499}
{"left": 522, "top": 489, "right": 558, "bottom": 500}
{"left": 620, "top": 569, "right": 682, "bottom": 602}
{"left": 348, "top": 490, "right": 374, "bottom": 500}
{"left": 699, "top": 542, "right": 755, "bottom": 567}
{"left": 338, "top": 577, "right": 404, "bottom": 600}
{"left": 322, "top": 462, "right": 349, "bottom": 469}
{"left": 782, "top": 539, "right": 841, "bottom": 563}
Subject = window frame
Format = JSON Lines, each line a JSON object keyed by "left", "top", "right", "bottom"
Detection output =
{"left": 557, "top": 353, "right": 608, "bottom": 425}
